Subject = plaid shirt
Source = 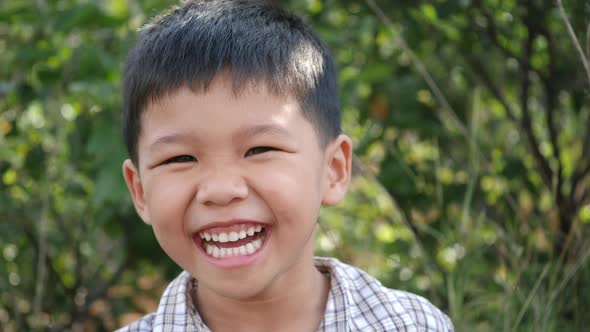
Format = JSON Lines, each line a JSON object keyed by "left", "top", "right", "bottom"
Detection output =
{"left": 116, "top": 257, "right": 453, "bottom": 331}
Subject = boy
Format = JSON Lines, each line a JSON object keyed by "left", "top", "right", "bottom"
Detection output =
{"left": 119, "top": 0, "right": 453, "bottom": 331}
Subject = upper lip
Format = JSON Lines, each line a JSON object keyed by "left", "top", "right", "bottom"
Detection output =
{"left": 194, "top": 219, "right": 268, "bottom": 234}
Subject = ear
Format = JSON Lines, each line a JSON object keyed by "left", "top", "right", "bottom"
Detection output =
{"left": 122, "top": 159, "right": 151, "bottom": 224}
{"left": 321, "top": 134, "right": 353, "bottom": 206}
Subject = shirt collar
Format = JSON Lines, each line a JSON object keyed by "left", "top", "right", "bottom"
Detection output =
{"left": 314, "top": 257, "right": 352, "bottom": 330}
{"left": 153, "top": 257, "right": 350, "bottom": 331}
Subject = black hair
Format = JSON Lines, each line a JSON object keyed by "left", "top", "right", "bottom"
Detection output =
{"left": 123, "top": 0, "right": 340, "bottom": 165}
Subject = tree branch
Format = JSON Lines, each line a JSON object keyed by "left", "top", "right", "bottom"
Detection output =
{"left": 470, "top": 2, "right": 556, "bottom": 93}
{"left": 350, "top": 154, "right": 442, "bottom": 288}
{"left": 462, "top": 56, "right": 518, "bottom": 122}
{"left": 556, "top": 0, "right": 590, "bottom": 89}
{"left": 22, "top": 226, "right": 73, "bottom": 294}
{"left": 580, "top": 188, "right": 590, "bottom": 207}
{"left": 517, "top": 25, "right": 554, "bottom": 189}
{"left": 85, "top": 255, "right": 130, "bottom": 309}
{"left": 466, "top": 3, "right": 555, "bottom": 189}
{"left": 560, "top": 0, "right": 590, "bottom": 207}
{"left": 538, "top": 22, "right": 565, "bottom": 212}
{"left": 384, "top": 1, "right": 554, "bottom": 229}
{"left": 51, "top": 255, "right": 130, "bottom": 332}
{"left": 471, "top": 2, "right": 519, "bottom": 61}
{"left": 571, "top": 160, "right": 590, "bottom": 196}
{"left": 364, "top": 0, "right": 470, "bottom": 139}
{"left": 570, "top": 114, "right": 590, "bottom": 200}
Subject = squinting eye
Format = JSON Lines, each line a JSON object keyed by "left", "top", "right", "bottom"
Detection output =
{"left": 245, "top": 146, "right": 277, "bottom": 157}
{"left": 163, "top": 155, "right": 197, "bottom": 164}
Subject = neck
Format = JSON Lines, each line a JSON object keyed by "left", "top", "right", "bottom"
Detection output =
{"left": 195, "top": 258, "right": 330, "bottom": 332}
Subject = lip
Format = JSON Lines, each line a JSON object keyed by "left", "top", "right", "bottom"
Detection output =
{"left": 193, "top": 221, "right": 272, "bottom": 269}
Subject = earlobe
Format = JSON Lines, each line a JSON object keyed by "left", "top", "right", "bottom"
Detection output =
{"left": 122, "top": 159, "right": 151, "bottom": 224}
{"left": 321, "top": 134, "right": 353, "bottom": 206}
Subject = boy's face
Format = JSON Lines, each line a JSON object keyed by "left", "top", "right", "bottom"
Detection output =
{"left": 123, "top": 76, "right": 351, "bottom": 300}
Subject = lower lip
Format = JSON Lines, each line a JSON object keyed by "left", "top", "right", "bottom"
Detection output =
{"left": 194, "top": 228, "right": 271, "bottom": 269}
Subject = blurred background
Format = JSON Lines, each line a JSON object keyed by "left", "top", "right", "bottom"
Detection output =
{"left": 1, "top": 0, "right": 590, "bottom": 331}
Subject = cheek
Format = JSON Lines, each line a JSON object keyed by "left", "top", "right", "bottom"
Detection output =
{"left": 144, "top": 174, "right": 198, "bottom": 267}
{"left": 144, "top": 173, "right": 195, "bottom": 231}
{"left": 255, "top": 163, "right": 323, "bottom": 219}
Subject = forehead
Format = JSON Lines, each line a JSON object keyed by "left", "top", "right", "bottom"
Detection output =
{"left": 143, "top": 77, "right": 297, "bottom": 125}
{"left": 137, "top": 76, "right": 319, "bottom": 147}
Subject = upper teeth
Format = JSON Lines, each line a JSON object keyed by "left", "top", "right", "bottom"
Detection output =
{"left": 200, "top": 225, "right": 263, "bottom": 243}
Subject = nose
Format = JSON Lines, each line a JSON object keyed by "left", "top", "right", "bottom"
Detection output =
{"left": 195, "top": 167, "right": 248, "bottom": 206}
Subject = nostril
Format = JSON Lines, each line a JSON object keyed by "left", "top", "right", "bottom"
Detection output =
{"left": 195, "top": 179, "right": 248, "bottom": 206}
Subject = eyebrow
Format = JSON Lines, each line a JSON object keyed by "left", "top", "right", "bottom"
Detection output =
{"left": 149, "top": 131, "right": 196, "bottom": 154}
{"left": 233, "top": 124, "right": 293, "bottom": 142}
{"left": 148, "top": 124, "right": 293, "bottom": 153}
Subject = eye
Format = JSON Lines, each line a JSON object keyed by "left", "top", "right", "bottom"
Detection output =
{"left": 245, "top": 146, "right": 277, "bottom": 157}
{"left": 162, "top": 155, "right": 197, "bottom": 164}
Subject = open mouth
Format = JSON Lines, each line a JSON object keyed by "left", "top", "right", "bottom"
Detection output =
{"left": 197, "top": 224, "right": 268, "bottom": 259}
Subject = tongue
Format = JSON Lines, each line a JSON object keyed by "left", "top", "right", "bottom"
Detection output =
{"left": 209, "top": 231, "right": 263, "bottom": 248}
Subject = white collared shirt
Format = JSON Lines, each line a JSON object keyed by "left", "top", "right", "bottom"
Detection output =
{"left": 116, "top": 257, "right": 453, "bottom": 331}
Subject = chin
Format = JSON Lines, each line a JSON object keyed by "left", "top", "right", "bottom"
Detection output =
{"left": 209, "top": 279, "right": 270, "bottom": 301}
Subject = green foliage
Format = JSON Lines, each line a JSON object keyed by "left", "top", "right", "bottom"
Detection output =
{"left": 301, "top": 1, "right": 590, "bottom": 330}
{"left": 0, "top": 1, "right": 177, "bottom": 330}
{"left": 1, "top": 0, "right": 589, "bottom": 331}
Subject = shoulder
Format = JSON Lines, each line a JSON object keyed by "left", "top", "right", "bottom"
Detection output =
{"left": 114, "top": 271, "right": 206, "bottom": 332}
{"left": 378, "top": 288, "right": 454, "bottom": 332}
{"left": 115, "top": 313, "right": 156, "bottom": 332}
{"left": 316, "top": 257, "right": 454, "bottom": 332}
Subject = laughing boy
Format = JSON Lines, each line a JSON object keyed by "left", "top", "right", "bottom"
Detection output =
{"left": 118, "top": 0, "right": 453, "bottom": 331}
